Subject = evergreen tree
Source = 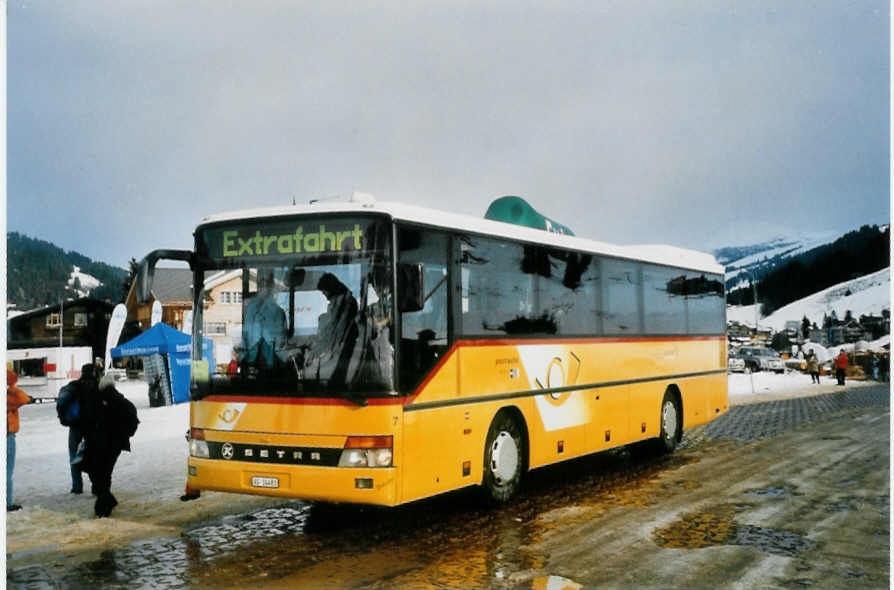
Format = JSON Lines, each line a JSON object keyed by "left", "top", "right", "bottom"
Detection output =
{"left": 6, "top": 232, "right": 129, "bottom": 309}
{"left": 801, "top": 316, "right": 810, "bottom": 339}
{"left": 771, "top": 331, "right": 791, "bottom": 352}
{"left": 122, "top": 257, "right": 140, "bottom": 302}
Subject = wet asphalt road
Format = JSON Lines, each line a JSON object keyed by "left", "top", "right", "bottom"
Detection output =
{"left": 7, "top": 384, "right": 890, "bottom": 590}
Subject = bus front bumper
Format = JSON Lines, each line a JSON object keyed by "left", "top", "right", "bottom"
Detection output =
{"left": 186, "top": 458, "right": 398, "bottom": 506}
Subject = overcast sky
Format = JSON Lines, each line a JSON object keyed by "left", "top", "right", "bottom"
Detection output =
{"left": 8, "top": 1, "right": 890, "bottom": 268}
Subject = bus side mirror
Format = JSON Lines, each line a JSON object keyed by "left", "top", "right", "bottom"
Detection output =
{"left": 135, "top": 249, "right": 195, "bottom": 304}
{"left": 398, "top": 263, "right": 424, "bottom": 312}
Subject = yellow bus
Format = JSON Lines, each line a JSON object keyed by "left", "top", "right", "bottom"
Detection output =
{"left": 136, "top": 195, "right": 727, "bottom": 506}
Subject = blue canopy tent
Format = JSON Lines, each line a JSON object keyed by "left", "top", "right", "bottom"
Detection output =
{"left": 110, "top": 323, "right": 213, "bottom": 404}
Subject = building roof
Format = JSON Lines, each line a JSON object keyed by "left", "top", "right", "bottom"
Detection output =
{"left": 151, "top": 268, "right": 194, "bottom": 303}
{"left": 5, "top": 297, "right": 114, "bottom": 324}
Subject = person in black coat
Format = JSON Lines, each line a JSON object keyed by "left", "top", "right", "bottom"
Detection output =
{"left": 58, "top": 365, "right": 102, "bottom": 495}
{"left": 81, "top": 376, "right": 139, "bottom": 517}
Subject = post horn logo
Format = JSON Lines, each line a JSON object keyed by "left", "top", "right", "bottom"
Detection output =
{"left": 534, "top": 351, "right": 581, "bottom": 406}
{"left": 219, "top": 408, "right": 241, "bottom": 424}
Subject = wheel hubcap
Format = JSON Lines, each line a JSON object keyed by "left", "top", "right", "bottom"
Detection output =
{"left": 662, "top": 401, "right": 678, "bottom": 442}
{"left": 490, "top": 431, "right": 519, "bottom": 485}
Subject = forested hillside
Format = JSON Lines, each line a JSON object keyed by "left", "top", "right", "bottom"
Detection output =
{"left": 6, "top": 232, "right": 128, "bottom": 310}
{"left": 727, "top": 224, "right": 890, "bottom": 316}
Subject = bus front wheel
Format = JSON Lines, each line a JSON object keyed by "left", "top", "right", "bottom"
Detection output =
{"left": 658, "top": 392, "right": 682, "bottom": 454}
{"left": 482, "top": 412, "right": 525, "bottom": 503}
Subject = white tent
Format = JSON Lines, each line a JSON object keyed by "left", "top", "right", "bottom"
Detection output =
{"left": 869, "top": 335, "right": 890, "bottom": 352}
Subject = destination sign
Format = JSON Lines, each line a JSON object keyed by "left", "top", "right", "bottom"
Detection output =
{"left": 200, "top": 218, "right": 375, "bottom": 260}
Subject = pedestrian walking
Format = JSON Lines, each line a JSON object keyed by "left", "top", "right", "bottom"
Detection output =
{"left": 81, "top": 376, "right": 139, "bottom": 517}
{"left": 806, "top": 349, "right": 820, "bottom": 384}
{"left": 834, "top": 349, "right": 849, "bottom": 386}
{"left": 56, "top": 364, "right": 100, "bottom": 494}
{"left": 7, "top": 369, "right": 33, "bottom": 511}
{"left": 94, "top": 357, "right": 105, "bottom": 376}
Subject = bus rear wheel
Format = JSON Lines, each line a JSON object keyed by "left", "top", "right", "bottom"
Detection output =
{"left": 658, "top": 391, "right": 681, "bottom": 454}
{"left": 482, "top": 412, "right": 525, "bottom": 503}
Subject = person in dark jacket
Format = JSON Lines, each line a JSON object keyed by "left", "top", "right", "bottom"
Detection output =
{"left": 81, "top": 375, "right": 139, "bottom": 517}
{"left": 59, "top": 364, "right": 102, "bottom": 494}
{"left": 301, "top": 273, "right": 358, "bottom": 386}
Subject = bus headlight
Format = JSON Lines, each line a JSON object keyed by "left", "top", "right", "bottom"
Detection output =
{"left": 189, "top": 439, "right": 210, "bottom": 458}
{"left": 188, "top": 428, "right": 210, "bottom": 458}
{"left": 338, "top": 435, "right": 393, "bottom": 468}
{"left": 338, "top": 449, "right": 368, "bottom": 467}
{"left": 370, "top": 448, "right": 392, "bottom": 467}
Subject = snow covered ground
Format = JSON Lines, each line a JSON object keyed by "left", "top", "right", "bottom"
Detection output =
{"left": 5, "top": 379, "right": 279, "bottom": 558}
{"left": 726, "top": 370, "right": 878, "bottom": 405}
{"left": 4, "top": 372, "right": 884, "bottom": 559}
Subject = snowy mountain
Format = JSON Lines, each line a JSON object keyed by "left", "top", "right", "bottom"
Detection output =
{"left": 6, "top": 232, "right": 127, "bottom": 310}
{"left": 716, "top": 229, "right": 843, "bottom": 289}
{"left": 717, "top": 223, "right": 888, "bottom": 314}
{"left": 727, "top": 266, "right": 890, "bottom": 331}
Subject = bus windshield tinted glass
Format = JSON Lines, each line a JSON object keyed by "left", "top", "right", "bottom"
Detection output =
{"left": 193, "top": 216, "right": 394, "bottom": 398}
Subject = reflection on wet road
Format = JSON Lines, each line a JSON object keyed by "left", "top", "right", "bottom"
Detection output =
{"left": 7, "top": 386, "right": 889, "bottom": 589}
{"left": 8, "top": 442, "right": 689, "bottom": 589}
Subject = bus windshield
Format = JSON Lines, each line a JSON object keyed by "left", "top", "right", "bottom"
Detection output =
{"left": 191, "top": 216, "right": 394, "bottom": 399}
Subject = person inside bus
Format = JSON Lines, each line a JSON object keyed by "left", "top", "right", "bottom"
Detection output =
{"left": 301, "top": 272, "right": 358, "bottom": 387}
{"left": 226, "top": 353, "right": 239, "bottom": 377}
{"left": 354, "top": 263, "right": 394, "bottom": 389}
{"left": 241, "top": 269, "right": 288, "bottom": 372}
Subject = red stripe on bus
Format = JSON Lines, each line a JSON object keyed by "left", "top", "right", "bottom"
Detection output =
{"left": 202, "top": 395, "right": 411, "bottom": 406}
{"left": 454, "top": 335, "right": 725, "bottom": 347}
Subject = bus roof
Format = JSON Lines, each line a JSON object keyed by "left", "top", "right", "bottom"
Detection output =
{"left": 197, "top": 199, "right": 725, "bottom": 275}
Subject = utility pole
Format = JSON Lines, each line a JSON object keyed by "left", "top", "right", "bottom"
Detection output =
{"left": 744, "top": 268, "right": 759, "bottom": 343}
{"left": 58, "top": 297, "right": 64, "bottom": 386}
{"left": 752, "top": 279, "right": 758, "bottom": 333}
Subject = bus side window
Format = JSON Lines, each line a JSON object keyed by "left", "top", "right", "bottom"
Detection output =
{"left": 603, "top": 259, "right": 642, "bottom": 334}
{"left": 398, "top": 228, "right": 449, "bottom": 393}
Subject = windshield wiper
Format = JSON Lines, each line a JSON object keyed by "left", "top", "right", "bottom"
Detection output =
{"left": 294, "top": 378, "right": 369, "bottom": 407}
{"left": 344, "top": 393, "right": 368, "bottom": 407}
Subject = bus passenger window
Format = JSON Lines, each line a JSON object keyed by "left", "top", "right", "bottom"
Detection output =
{"left": 398, "top": 228, "right": 448, "bottom": 393}
{"left": 603, "top": 259, "right": 642, "bottom": 334}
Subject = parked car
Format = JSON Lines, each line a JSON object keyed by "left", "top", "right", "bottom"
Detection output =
{"left": 727, "top": 355, "right": 746, "bottom": 373}
{"left": 736, "top": 346, "right": 785, "bottom": 373}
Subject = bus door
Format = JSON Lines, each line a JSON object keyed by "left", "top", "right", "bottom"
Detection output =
{"left": 397, "top": 227, "right": 453, "bottom": 500}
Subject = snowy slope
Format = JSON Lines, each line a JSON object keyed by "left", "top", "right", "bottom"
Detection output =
{"left": 68, "top": 266, "right": 102, "bottom": 298}
{"left": 719, "top": 229, "right": 845, "bottom": 287}
{"left": 714, "top": 223, "right": 888, "bottom": 290}
{"left": 727, "top": 267, "right": 890, "bottom": 330}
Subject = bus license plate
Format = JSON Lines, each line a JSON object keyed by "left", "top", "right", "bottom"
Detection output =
{"left": 251, "top": 476, "right": 279, "bottom": 489}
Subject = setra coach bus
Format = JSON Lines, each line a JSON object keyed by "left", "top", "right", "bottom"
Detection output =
{"left": 135, "top": 194, "right": 728, "bottom": 505}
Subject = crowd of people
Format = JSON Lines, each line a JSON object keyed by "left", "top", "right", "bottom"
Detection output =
{"left": 802, "top": 347, "right": 889, "bottom": 385}
{"left": 6, "top": 359, "right": 139, "bottom": 517}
